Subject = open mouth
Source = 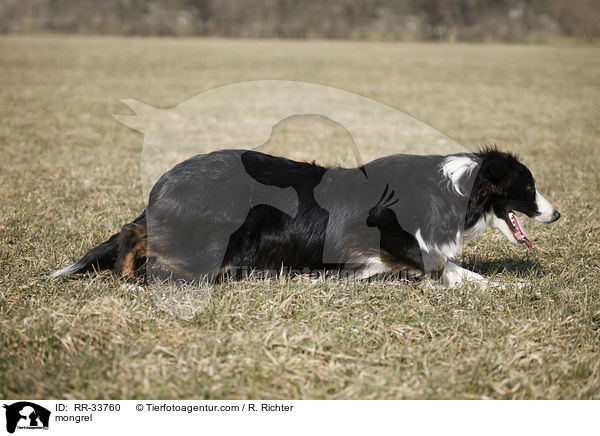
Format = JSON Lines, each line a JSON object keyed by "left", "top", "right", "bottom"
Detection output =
{"left": 506, "top": 211, "right": 533, "bottom": 249}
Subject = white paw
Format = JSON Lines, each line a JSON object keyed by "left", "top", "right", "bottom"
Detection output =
{"left": 441, "top": 261, "right": 488, "bottom": 287}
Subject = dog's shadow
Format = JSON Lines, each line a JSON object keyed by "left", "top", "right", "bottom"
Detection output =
{"left": 370, "top": 256, "right": 546, "bottom": 283}
{"left": 462, "top": 256, "right": 547, "bottom": 278}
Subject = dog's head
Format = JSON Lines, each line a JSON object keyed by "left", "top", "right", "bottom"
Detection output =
{"left": 475, "top": 148, "right": 560, "bottom": 248}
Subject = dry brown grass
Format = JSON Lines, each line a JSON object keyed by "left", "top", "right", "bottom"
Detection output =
{"left": 1, "top": 35, "right": 599, "bottom": 399}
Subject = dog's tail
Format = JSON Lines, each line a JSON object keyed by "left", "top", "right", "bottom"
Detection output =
{"left": 49, "top": 211, "right": 147, "bottom": 280}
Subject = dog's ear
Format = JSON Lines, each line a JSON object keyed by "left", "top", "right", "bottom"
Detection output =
{"left": 480, "top": 158, "right": 509, "bottom": 182}
{"left": 477, "top": 158, "right": 510, "bottom": 194}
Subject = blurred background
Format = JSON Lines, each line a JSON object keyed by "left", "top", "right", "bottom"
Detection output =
{"left": 1, "top": 0, "right": 599, "bottom": 42}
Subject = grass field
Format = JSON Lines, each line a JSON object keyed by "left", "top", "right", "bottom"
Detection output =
{"left": 1, "top": 35, "right": 599, "bottom": 399}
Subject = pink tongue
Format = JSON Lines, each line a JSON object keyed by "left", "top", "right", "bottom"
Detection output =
{"left": 512, "top": 213, "right": 533, "bottom": 249}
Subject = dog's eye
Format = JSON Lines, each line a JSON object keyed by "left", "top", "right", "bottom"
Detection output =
{"left": 526, "top": 184, "right": 534, "bottom": 191}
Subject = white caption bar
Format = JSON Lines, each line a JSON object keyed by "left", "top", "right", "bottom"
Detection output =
{"left": 1, "top": 400, "right": 596, "bottom": 436}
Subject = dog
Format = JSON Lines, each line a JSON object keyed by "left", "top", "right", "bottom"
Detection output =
{"left": 51, "top": 147, "right": 560, "bottom": 286}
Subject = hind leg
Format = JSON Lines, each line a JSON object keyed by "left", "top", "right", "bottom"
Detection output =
{"left": 115, "top": 222, "right": 147, "bottom": 281}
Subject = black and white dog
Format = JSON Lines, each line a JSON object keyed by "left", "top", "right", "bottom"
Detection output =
{"left": 51, "top": 147, "right": 560, "bottom": 286}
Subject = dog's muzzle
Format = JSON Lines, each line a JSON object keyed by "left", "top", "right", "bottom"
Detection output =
{"left": 533, "top": 191, "right": 560, "bottom": 224}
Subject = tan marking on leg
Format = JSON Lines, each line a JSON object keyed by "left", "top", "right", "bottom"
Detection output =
{"left": 116, "top": 222, "right": 148, "bottom": 282}
{"left": 379, "top": 249, "right": 426, "bottom": 279}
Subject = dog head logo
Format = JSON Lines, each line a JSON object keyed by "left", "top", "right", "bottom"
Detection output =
{"left": 3, "top": 402, "right": 50, "bottom": 434}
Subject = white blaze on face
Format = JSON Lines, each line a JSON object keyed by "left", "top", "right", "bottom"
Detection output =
{"left": 533, "top": 191, "right": 557, "bottom": 223}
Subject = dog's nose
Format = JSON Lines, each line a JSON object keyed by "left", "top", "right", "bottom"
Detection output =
{"left": 551, "top": 209, "right": 561, "bottom": 222}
